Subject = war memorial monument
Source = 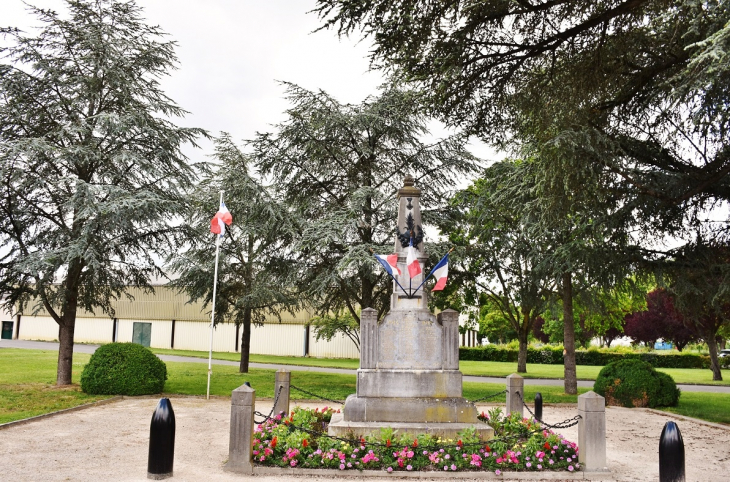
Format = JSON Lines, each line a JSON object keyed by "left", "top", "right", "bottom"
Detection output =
{"left": 328, "top": 175, "right": 493, "bottom": 439}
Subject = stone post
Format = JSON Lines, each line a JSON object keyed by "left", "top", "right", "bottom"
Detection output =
{"left": 505, "top": 374, "right": 524, "bottom": 417}
{"left": 437, "top": 309, "right": 459, "bottom": 370}
{"left": 224, "top": 384, "right": 255, "bottom": 474}
{"left": 578, "top": 391, "right": 608, "bottom": 472}
{"left": 360, "top": 308, "right": 378, "bottom": 369}
{"left": 273, "top": 369, "right": 291, "bottom": 416}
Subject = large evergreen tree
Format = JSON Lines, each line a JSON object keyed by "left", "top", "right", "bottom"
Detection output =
{"left": 317, "top": 0, "right": 730, "bottom": 385}
{"left": 252, "top": 84, "right": 479, "bottom": 343}
{"left": 168, "top": 135, "right": 299, "bottom": 373}
{"left": 0, "top": 0, "right": 204, "bottom": 384}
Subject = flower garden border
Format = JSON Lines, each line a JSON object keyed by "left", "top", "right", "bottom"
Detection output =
{"left": 225, "top": 373, "right": 612, "bottom": 478}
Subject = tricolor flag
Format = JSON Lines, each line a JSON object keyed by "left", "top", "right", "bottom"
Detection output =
{"left": 429, "top": 253, "right": 449, "bottom": 291}
{"left": 210, "top": 200, "right": 233, "bottom": 238}
{"left": 375, "top": 253, "right": 401, "bottom": 276}
{"left": 406, "top": 240, "right": 421, "bottom": 278}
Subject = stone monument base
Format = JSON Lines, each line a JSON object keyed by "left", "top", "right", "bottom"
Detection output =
{"left": 341, "top": 394, "right": 480, "bottom": 423}
{"left": 328, "top": 412, "right": 494, "bottom": 439}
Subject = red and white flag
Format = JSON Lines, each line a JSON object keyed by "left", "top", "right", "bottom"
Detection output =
{"left": 406, "top": 241, "right": 421, "bottom": 279}
{"left": 210, "top": 200, "right": 232, "bottom": 238}
{"left": 430, "top": 253, "right": 449, "bottom": 291}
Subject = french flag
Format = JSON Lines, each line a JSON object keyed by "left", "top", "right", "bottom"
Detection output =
{"left": 430, "top": 253, "right": 449, "bottom": 291}
{"left": 374, "top": 253, "right": 401, "bottom": 276}
{"left": 210, "top": 200, "right": 233, "bottom": 237}
{"left": 406, "top": 240, "right": 421, "bottom": 278}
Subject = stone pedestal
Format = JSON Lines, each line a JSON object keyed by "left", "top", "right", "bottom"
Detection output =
{"left": 328, "top": 176, "right": 492, "bottom": 440}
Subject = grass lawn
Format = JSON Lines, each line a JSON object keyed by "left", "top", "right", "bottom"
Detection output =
{"left": 0, "top": 349, "right": 109, "bottom": 424}
{"left": 151, "top": 347, "right": 730, "bottom": 386}
{"left": 2, "top": 348, "right": 729, "bottom": 426}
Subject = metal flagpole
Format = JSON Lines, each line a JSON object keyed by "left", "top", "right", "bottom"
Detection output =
{"left": 206, "top": 191, "right": 224, "bottom": 400}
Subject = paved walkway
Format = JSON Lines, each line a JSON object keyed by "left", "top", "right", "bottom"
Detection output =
{"left": 2, "top": 339, "right": 729, "bottom": 393}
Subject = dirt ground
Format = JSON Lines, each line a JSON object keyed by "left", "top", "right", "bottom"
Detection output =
{"left": 1, "top": 396, "right": 728, "bottom": 482}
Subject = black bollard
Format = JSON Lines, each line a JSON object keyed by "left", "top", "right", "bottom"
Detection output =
{"left": 534, "top": 392, "right": 543, "bottom": 422}
{"left": 659, "top": 421, "right": 685, "bottom": 482}
{"left": 148, "top": 398, "right": 175, "bottom": 480}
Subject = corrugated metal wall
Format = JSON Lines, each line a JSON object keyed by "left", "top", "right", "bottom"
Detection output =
{"left": 15, "top": 314, "right": 360, "bottom": 359}
{"left": 308, "top": 331, "right": 360, "bottom": 358}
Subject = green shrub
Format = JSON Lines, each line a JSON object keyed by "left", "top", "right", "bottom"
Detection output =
{"left": 459, "top": 345, "right": 710, "bottom": 368}
{"left": 81, "top": 342, "right": 167, "bottom": 395}
{"left": 593, "top": 359, "right": 680, "bottom": 408}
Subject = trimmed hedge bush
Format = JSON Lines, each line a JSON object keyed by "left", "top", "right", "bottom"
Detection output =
{"left": 81, "top": 342, "right": 167, "bottom": 395}
{"left": 593, "top": 359, "right": 680, "bottom": 408}
{"left": 459, "top": 345, "right": 710, "bottom": 369}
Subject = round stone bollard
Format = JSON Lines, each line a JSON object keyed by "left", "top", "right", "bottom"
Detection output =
{"left": 659, "top": 421, "right": 685, "bottom": 482}
{"left": 148, "top": 398, "right": 175, "bottom": 480}
{"left": 534, "top": 392, "right": 543, "bottom": 422}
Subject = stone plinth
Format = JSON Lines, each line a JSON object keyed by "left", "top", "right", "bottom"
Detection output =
{"left": 328, "top": 412, "right": 493, "bottom": 439}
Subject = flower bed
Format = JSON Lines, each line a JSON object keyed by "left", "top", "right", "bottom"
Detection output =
{"left": 252, "top": 406, "right": 580, "bottom": 474}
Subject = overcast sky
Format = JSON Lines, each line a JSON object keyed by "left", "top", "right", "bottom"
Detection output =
{"left": 3, "top": 0, "right": 495, "bottom": 165}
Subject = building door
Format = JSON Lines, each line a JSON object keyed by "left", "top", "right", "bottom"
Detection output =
{"left": 1, "top": 321, "right": 13, "bottom": 340}
{"left": 132, "top": 322, "right": 152, "bottom": 347}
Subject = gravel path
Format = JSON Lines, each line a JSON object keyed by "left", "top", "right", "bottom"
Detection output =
{"left": 2, "top": 396, "right": 728, "bottom": 481}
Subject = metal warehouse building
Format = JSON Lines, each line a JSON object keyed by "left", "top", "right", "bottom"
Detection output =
{"left": 1, "top": 286, "right": 360, "bottom": 359}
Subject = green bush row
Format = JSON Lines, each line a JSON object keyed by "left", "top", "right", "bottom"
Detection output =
{"left": 459, "top": 345, "right": 711, "bottom": 369}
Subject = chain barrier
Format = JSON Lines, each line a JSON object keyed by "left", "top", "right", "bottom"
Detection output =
{"left": 252, "top": 405, "right": 582, "bottom": 453}
{"left": 516, "top": 391, "right": 581, "bottom": 429}
{"left": 289, "top": 384, "right": 347, "bottom": 405}
{"left": 254, "top": 385, "right": 283, "bottom": 424}
{"left": 466, "top": 389, "right": 507, "bottom": 404}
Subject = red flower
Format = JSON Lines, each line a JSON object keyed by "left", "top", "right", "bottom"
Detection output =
{"left": 412, "top": 439, "right": 418, "bottom": 448}
{"left": 360, "top": 437, "right": 366, "bottom": 446}
{"left": 485, "top": 444, "right": 491, "bottom": 452}
{"left": 271, "top": 436, "right": 278, "bottom": 449}
{"left": 544, "top": 442, "right": 550, "bottom": 450}
{"left": 457, "top": 440, "right": 463, "bottom": 447}
{"left": 386, "top": 439, "right": 391, "bottom": 447}
{"left": 302, "top": 439, "right": 308, "bottom": 448}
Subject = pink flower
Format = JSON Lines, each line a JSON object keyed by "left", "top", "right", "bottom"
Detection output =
{"left": 290, "top": 460, "right": 297, "bottom": 467}
{"left": 537, "top": 464, "right": 542, "bottom": 469}
{"left": 451, "top": 464, "right": 457, "bottom": 471}
{"left": 526, "top": 462, "right": 532, "bottom": 468}
{"left": 387, "top": 467, "right": 393, "bottom": 473}
{"left": 339, "top": 463, "right": 345, "bottom": 470}
{"left": 444, "top": 466, "right": 448, "bottom": 471}
{"left": 495, "top": 469, "right": 501, "bottom": 475}
{"left": 406, "top": 465, "right": 413, "bottom": 471}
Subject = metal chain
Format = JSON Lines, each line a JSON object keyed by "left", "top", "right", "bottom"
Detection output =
{"left": 466, "top": 389, "right": 507, "bottom": 404}
{"left": 254, "top": 385, "right": 284, "bottom": 424}
{"left": 516, "top": 391, "right": 582, "bottom": 429}
{"left": 252, "top": 408, "right": 575, "bottom": 451}
{"left": 290, "top": 384, "right": 347, "bottom": 405}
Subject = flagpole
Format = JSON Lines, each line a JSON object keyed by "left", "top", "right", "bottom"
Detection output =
{"left": 206, "top": 191, "right": 224, "bottom": 400}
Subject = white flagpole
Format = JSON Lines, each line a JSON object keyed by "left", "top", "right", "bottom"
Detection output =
{"left": 206, "top": 190, "right": 224, "bottom": 400}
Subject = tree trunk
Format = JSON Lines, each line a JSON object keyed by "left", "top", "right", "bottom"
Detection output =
{"left": 56, "top": 259, "right": 82, "bottom": 386}
{"left": 239, "top": 307, "right": 252, "bottom": 373}
{"left": 562, "top": 272, "right": 578, "bottom": 395}
{"left": 706, "top": 334, "right": 723, "bottom": 381}
{"left": 517, "top": 311, "right": 530, "bottom": 373}
{"left": 517, "top": 334, "right": 528, "bottom": 373}
{"left": 56, "top": 320, "right": 75, "bottom": 385}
